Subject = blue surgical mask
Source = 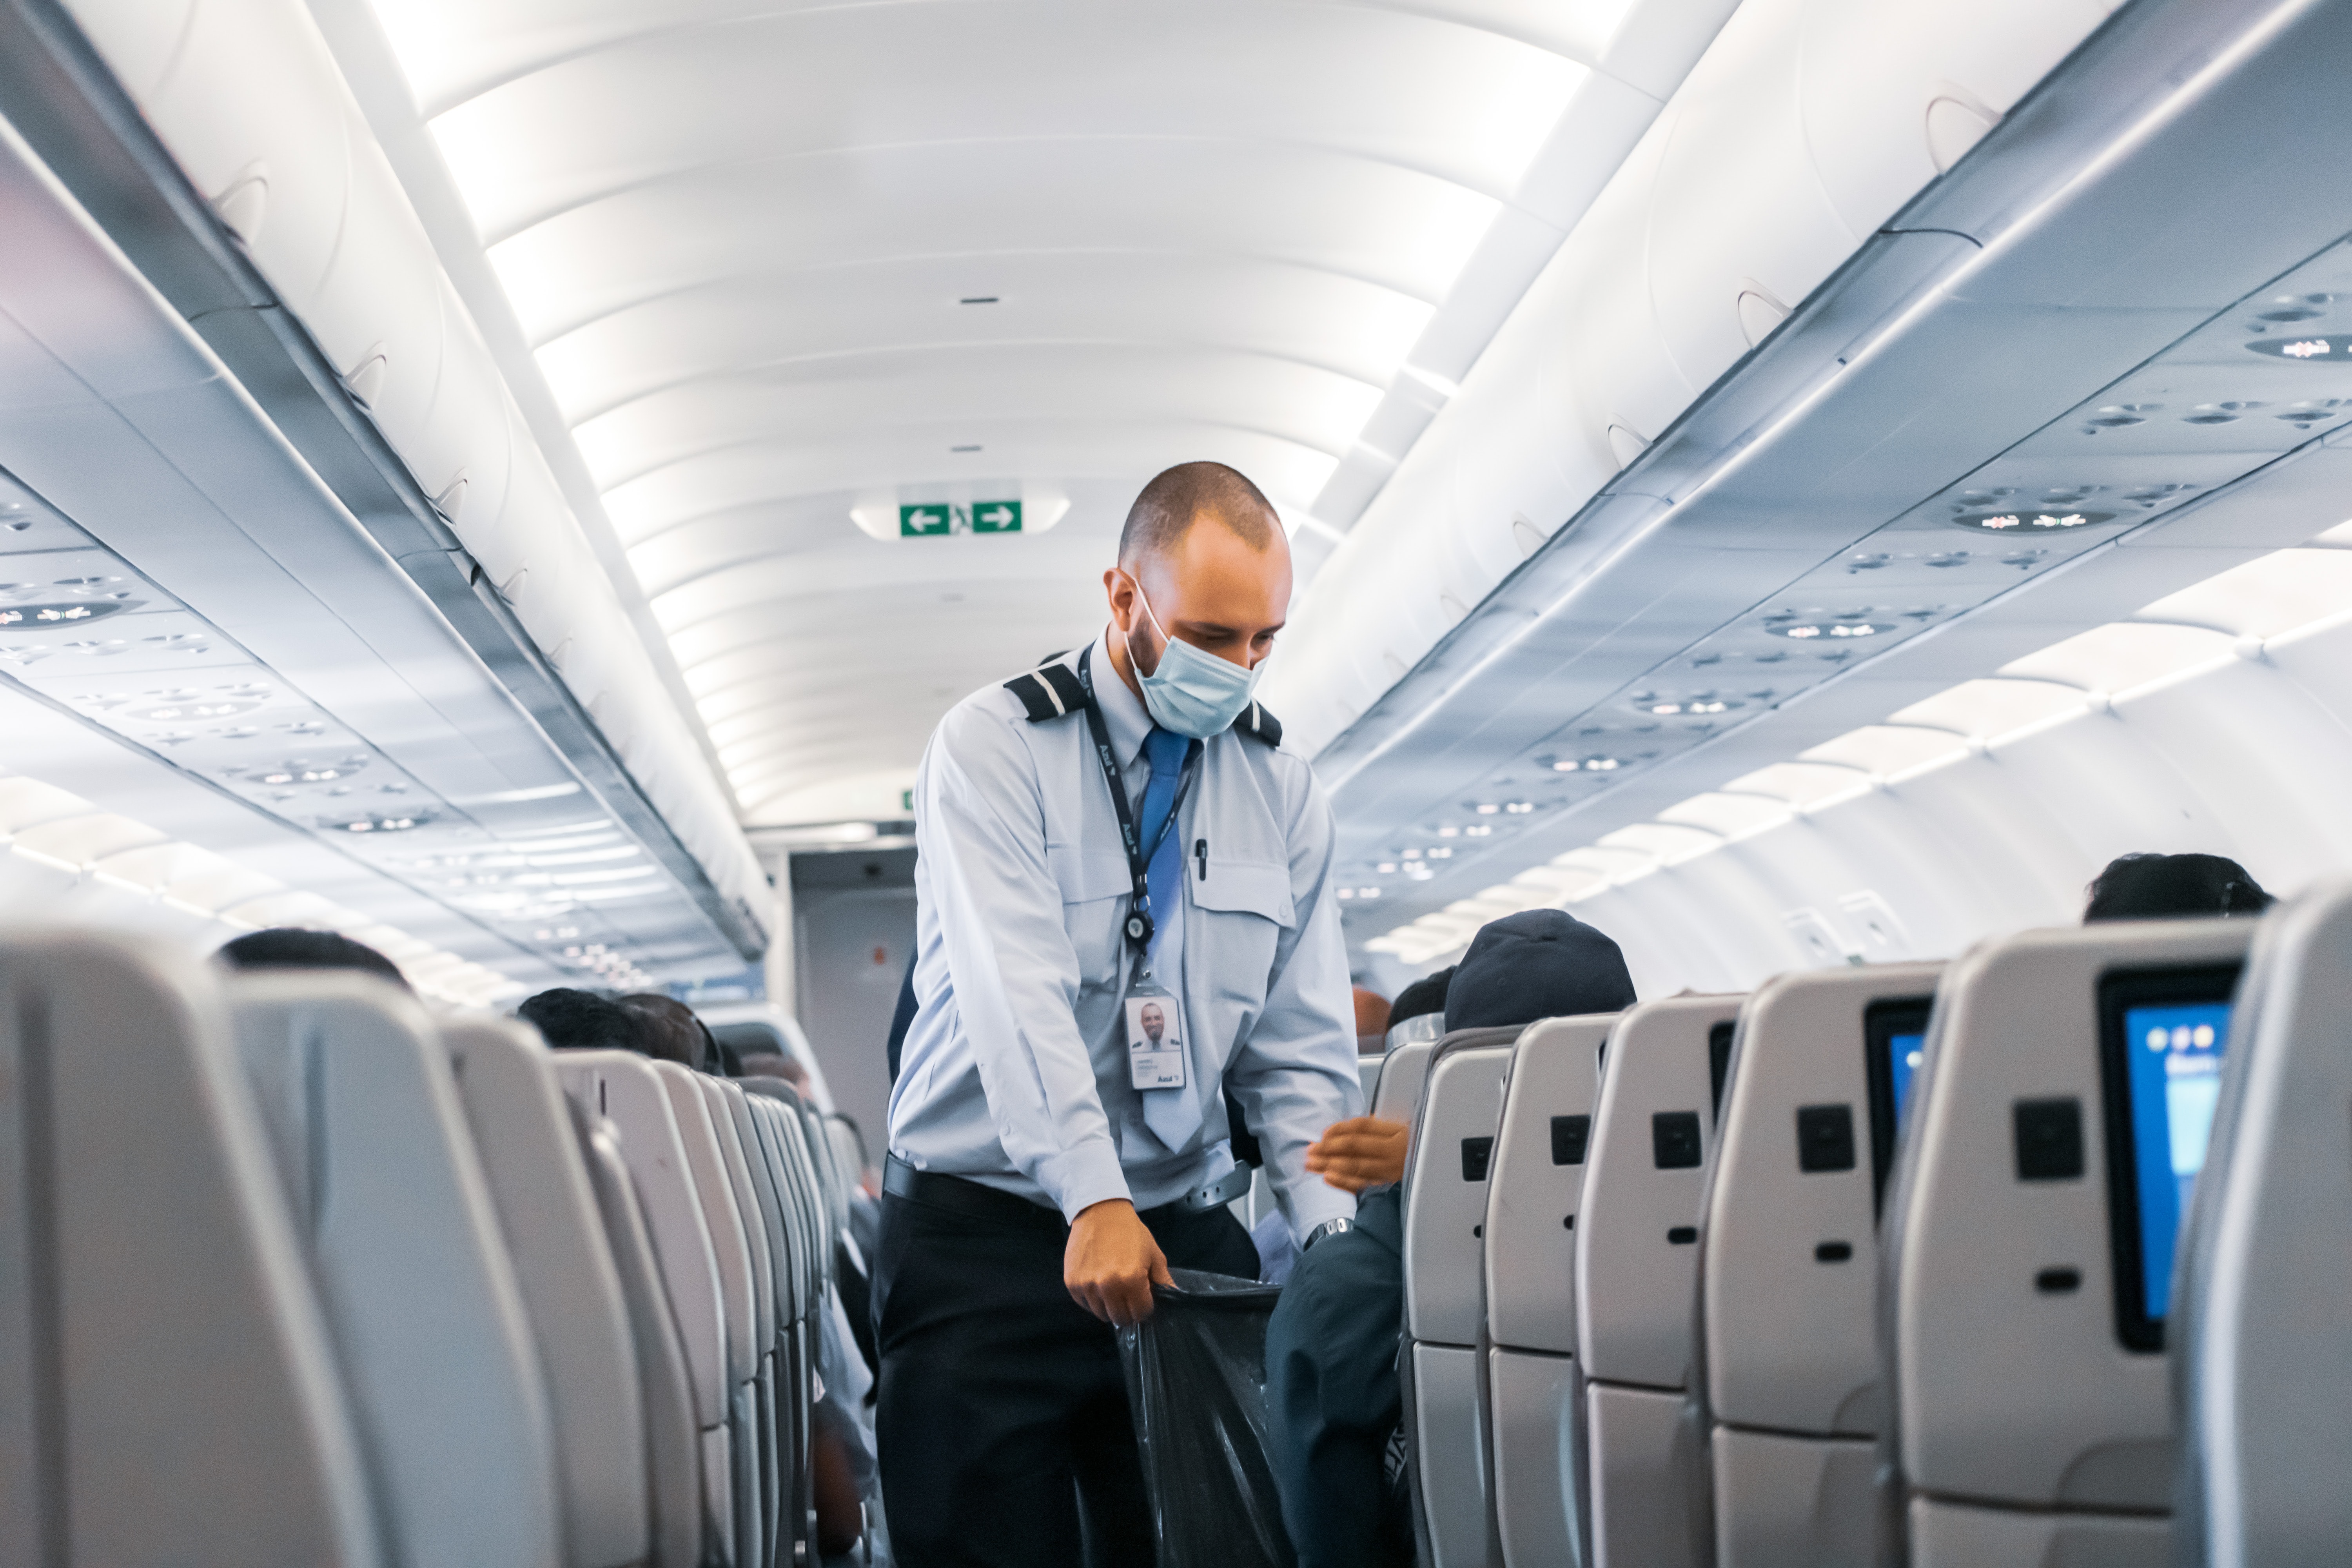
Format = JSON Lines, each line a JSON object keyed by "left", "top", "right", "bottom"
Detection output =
{"left": 1131, "top": 585, "right": 1264, "bottom": 739}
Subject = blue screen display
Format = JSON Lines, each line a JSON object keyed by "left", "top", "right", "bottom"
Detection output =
{"left": 2121, "top": 1000, "right": 2231, "bottom": 1320}
{"left": 1887, "top": 1032, "right": 1925, "bottom": 1129}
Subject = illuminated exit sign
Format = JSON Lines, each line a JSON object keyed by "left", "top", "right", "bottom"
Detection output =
{"left": 898, "top": 501, "right": 1024, "bottom": 536}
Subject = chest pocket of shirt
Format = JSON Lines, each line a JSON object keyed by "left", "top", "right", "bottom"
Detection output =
{"left": 1191, "top": 858, "right": 1294, "bottom": 927}
{"left": 1191, "top": 855, "right": 1293, "bottom": 1013}
{"left": 1046, "top": 845, "right": 1132, "bottom": 991}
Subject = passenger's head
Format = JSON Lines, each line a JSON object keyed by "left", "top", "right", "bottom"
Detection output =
{"left": 217, "top": 927, "right": 408, "bottom": 989}
{"left": 740, "top": 1051, "right": 812, "bottom": 1093}
{"left": 1352, "top": 986, "right": 1391, "bottom": 1042}
{"left": 1383, "top": 966, "right": 1454, "bottom": 1047}
{"left": 1445, "top": 909, "right": 1635, "bottom": 1032}
{"left": 1107, "top": 461, "right": 1290, "bottom": 689}
{"left": 2083, "top": 853, "right": 2273, "bottom": 924}
{"left": 517, "top": 987, "right": 635, "bottom": 1051}
{"left": 616, "top": 993, "right": 711, "bottom": 1071}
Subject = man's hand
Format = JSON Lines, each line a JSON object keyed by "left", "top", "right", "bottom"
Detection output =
{"left": 1065, "top": 1199, "right": 1173, "bottom": 1327}
{"left": 1306, "top": 1116, "right": 1410, "bottom": 1192}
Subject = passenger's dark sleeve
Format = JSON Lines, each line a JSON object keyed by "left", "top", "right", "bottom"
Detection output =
{"left": 885, "top": 953, "right": 918, "bottom": 1082}
{"left": 1264, "top": 1186, "right": 1408, "bottom": 1568}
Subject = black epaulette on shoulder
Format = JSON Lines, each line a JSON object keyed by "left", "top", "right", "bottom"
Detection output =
{"left": 1236, "top": 699, "right": 1283, "bottom": 748}
{"left": 1003, "top": 662, "right": 1088, "bottom": 721}
{"left": 1002, "top": 662, "right": 1285, "bottom": 748}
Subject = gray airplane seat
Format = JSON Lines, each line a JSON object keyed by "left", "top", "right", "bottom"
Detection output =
{"left": 1484, "top": 1011, "right": 1620, "bottom": 1568}
{"left": 0, "top": 931, "right": 380, "bottom": 1568}
{"left": 1401, "top": 1024, "right": 1522, "bottom": 1568}
{"left": 227, "top": 971, "right": 561, "bottom": 1568}
{"left": 1697, "top": 963, "right": 1944, "bottom": 1568}
{"left": 441, "top": 1017, "right": 650, "bottom": 1568}
{"left": 554, "top": 1051, "right": 734, "bottom": 1565}
{"left": 1371, "top": 1036, "right": 1437, "bottom": 1122}
{"left": 696, "top": 1076, "right": 781, "bottom": 1568}
{"left": 571, "top": 1096, "right": 703, "bottom": 1568}
{"left": 710, "top": 1086, "right": 804, "bottom": 1561}
{"left": 656, "top": 1063, "right": 766, "bottom": 1568}
{"left": 1884, "top": 919, "right": 2252, "bottom": 1566}
{"left": 1574, "top": 992, "right": 1744, "bottom": 1568}
{"left": 1357, "top": 1051, "right": 1384, "bottom": 1107}
{"left": 739, "top": 1091, "right": 820, "bottom": 1567}
{"left": 2174, "top": 882, "right": 2352, "bottom": 1564}
{"left": 740, "top": 1078, "right": 829, "bottom": 1553}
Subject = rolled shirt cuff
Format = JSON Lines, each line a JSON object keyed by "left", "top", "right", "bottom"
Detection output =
{"left": 1285, "top": 1176, "right": 1358, "bottom": 1244}
{"left": 1040, "top": 1138, "right": 1132, "bottom": 1223}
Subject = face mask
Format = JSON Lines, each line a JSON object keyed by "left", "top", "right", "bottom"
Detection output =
{"left": 1129, "top": 583, "right": 1264, "bottom": 739}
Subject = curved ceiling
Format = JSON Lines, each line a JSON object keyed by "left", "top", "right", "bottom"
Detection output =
{"left": 362, "top": 0, "right": 1710, "bottom": 825}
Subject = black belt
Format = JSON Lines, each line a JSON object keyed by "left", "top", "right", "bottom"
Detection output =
{"left": 884, "top": 1154, "right": 1252, "bottom": 1229}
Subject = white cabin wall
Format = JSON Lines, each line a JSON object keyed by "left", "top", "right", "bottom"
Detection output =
{"left": 1544, "top": 597, "right": 2352, "bottom": 995}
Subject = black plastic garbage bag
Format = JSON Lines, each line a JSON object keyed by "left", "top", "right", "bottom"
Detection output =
{"left": 1118, "top": 1268, "right": 1296, "bottom": 1568}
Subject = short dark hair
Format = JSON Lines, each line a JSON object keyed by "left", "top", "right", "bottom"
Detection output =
{"left": 740, "top": 1051, "right": 811, "bottom": 1091}
{"left": 2084, "top": 853, "right": 2272, "bottom": 923}
{"left": 1117, "top": 461, "right": 1279, "bottom": 564}
{"left": 517, "top": 988, "right": 635, "bottom": 1051}
{"left": 218, "top": 927, "right": 408, "bottom": 989}
{"left": 617, "top": 992, "right": 710, "bottom": 1071}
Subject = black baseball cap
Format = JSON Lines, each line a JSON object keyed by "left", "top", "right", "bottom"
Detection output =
{"left": 1444, "top": 908, "right": 1635, "bottom": 1032}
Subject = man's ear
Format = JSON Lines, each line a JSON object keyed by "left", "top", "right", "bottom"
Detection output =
{"left": 1103, "top": 564, "right": 1137, "bottom": 630}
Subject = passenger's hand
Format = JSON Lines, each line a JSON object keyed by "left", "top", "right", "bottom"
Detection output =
{"left": 1065, "top": 1199, "right": 1173, "bottom": 1327}
{"left": 1306, "top": 1116, "right": 1410, "bottom": 1192}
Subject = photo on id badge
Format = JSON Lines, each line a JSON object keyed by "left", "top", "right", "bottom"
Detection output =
{"left": 1126, "top": 991, "right": 1188, "bottom": 1091}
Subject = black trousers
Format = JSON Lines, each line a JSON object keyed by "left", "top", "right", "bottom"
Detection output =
{"left": 873, "top": 1181, "right": 1259, "bottom": 1568}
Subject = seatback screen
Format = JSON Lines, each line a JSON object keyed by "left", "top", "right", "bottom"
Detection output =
{"left": 1862, "top": 997, "right": 1934, "bottom": 1213}
{"left": 2097, "top": 964, "right": 2241, "bottom": 1352}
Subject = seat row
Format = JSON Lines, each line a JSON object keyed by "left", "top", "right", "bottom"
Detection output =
{"left": 0, "top": 930, "right": 863, "bottom": 1568}
{"left": 1374, "top": 878, "right": 2352, "bottom": 1568}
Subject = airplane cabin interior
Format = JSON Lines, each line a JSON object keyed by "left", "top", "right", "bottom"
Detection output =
{"left": 3, "top": 0, "right": 2350, "bottom": 1564}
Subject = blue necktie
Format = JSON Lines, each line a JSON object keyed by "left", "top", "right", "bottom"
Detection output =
{"left": 1138, "top": 729, "right": 1189, "bottom": 955}
{"left": 1136, "top": 728, "right": 1200, "bottom": 1148}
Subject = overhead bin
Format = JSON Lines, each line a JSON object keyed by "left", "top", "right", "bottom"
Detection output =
{"left": 0, "top": 0, "right": 769, "bottom": 984}
{"left": 1269, "top": 0, "right": 2125, "bottom": 751}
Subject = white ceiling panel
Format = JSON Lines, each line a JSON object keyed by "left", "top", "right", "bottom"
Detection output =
{"left": 338, "top": 0, "right": 1720, "bottom": 820}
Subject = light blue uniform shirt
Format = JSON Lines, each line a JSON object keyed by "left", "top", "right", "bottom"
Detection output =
{"left": 890, "top": 630, "right": 1362, "bottom": 1240}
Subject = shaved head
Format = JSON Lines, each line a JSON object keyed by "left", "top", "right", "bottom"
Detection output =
{"left": 1117, "top": 461, "right": 1279, "bottom": 565}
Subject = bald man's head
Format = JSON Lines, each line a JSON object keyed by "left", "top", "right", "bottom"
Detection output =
{"left": 1117, "top": 461, "right": 1279, "bottom": 566}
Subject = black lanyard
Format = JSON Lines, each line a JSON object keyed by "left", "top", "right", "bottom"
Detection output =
{"left": 1075, "top": 645, "right": 1197, "bottom": 954}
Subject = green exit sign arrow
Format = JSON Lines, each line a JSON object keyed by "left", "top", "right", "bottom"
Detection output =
{"left": 900, "top": 503, "right": 954, "bottom": 536}
{"left": 971, "top": 500, "right": 1022, "bottom": 533}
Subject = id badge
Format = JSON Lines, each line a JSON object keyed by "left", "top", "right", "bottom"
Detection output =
{"left": 1124, "top": 983, "right": 1188, "bottom": 1091}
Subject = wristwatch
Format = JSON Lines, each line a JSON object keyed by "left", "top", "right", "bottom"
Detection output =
{"left": 1301, "top": 1216, "right": 1357, "bottom": 1252}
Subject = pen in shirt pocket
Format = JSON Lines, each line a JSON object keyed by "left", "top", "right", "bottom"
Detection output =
{"left": 1195, "top": 838, "right": 1207, "bottom": 880}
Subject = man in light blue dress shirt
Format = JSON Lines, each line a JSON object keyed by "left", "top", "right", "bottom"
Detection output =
{"left": 874, "top": 461, "right": 1363, "bottom": 1567}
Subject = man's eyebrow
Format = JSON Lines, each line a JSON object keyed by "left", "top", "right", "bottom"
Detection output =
{"left": 1176, "top": 617, "right": 1285, "bottom": 637}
